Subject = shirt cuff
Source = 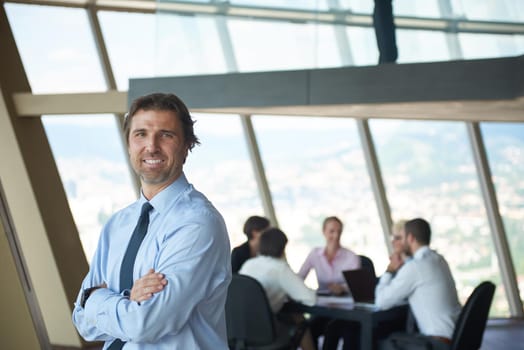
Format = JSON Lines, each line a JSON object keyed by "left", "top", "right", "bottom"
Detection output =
{"left": 379, "top": 271, "right": 393, "bottom": 284}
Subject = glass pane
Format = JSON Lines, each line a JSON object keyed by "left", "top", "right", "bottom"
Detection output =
{"left": 340, "top": 0, "right": 442, "bottom": 17}
{"left": 155, "top": 13, "right": 228, "bottom": 76}
{"left": 228, "top": 19, "right": 342, "bottom": 72}
{"left": 252, "top": 116, "right": 386, "bottom": 286}
{"left": 459, "top": 33, "right": 524, "bottom": 60}
{"left": 346, "top": 26, "right": 380, "bottom": 66}
{"left": 481, "top": 122, "right": 524, "bottom": 311}
{"left": 161, "top": 0, "right": 209, "bottom": 2}
{"left": 370, "top": 119, "right": 509, "bottom": 316}
{"left": 5, "top": 3, "right": 106, "bottom": 93}
{"left": 452, "top": 0, "right": 524, "bottom": 22}
{"left": 230, "top": 0, "right": 328, "bottom": 10}
{"left": 98, "top": 11, "right": 157, "bottom": 90}
{"left": 183, "top": 114, "right": 264, "bottom": 249}
{"left": 42, "top": 115, "right": 136, "bottom": 263}
{"left": 338, "top": 0, "right": 373, "bottom": 14}
{"left": 394, "top": 0, "right": 441, "bottom": 18}
{"left": 397, "top": 29, "right": 450, "bottom": 63}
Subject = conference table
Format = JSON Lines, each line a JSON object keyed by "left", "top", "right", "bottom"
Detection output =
{"left": 281, "top": 297, "right": 408, "bottom": 350}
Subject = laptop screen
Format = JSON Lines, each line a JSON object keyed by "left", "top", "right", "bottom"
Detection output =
{"left": 342, "top": 268, "right": 376, "bottom": 303}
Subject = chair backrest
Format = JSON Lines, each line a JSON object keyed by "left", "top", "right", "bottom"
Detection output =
{"left": 451, "top": 281, "right": 496, "bottom": 350}
{"left": 359, "top": 255, "right": 377, "bottom": 284}
{"left": 225, "top": 274, "right": 277, "bottom": 348}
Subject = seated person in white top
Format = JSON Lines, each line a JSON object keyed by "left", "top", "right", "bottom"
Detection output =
{"left": 240, "top": 227, "right": 316, "bottom": 350}
{"left": 376, "top": 218, "right": 461, "bottom": 349}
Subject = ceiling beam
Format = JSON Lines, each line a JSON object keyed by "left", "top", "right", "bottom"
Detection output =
{"left": 5, "top": 0, "right": 524, "bottom": 35}
{"left": 14, "top": 90, "right": 127, "bottom": 116}
{"left": 13, "top": 56, "right": 524, "bottom": 122}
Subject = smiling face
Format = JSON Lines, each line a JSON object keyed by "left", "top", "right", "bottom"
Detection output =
{"left": 128, "top": 109, "right": 189, "bottom": 199}
{"left": 323, "top": 219, "right": 343, "bottom": 247}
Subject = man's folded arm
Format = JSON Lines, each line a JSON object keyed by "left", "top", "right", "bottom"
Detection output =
{"left": 375, "top": 266, "right": 413, "bottom": 309}
{"left": 72, "top": 232, "right": 113, "bottom": 341}
{"left": 81, "top": 217, "right": 229, "bottom": 343}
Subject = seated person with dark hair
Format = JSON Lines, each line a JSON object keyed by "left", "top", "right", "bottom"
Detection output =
{"left": 240, "top": 228, "right": 316, "bottom": 350}
{"left": 231, "top": 215, "right": 270, "bottom": 273}
{"left": 376, "top": 218, "right": 461, "bottom": 350}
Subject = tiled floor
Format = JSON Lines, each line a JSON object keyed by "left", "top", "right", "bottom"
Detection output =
{"left": 55, "top": 317, "right": 524, "bottom": 349}
{"left": 481, "top": 318, "right": 524, "bottom": 350}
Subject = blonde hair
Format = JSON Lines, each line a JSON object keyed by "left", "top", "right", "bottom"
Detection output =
{"left": 322, "top": 216, "right": 343, "bottom": 232}
{"left": 391, "top": 219, "right": 408, "bottom": 235}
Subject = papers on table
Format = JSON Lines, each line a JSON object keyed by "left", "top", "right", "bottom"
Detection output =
{"left": 316, "top": 296, "right": 379, "bottom": 310}
{"left": 317, "top": 295, "right": 354, "bottom": 306}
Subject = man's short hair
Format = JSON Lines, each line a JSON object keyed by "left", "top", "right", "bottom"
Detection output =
{"left": 124, "top": 92, "right": 200, "bottom": 150}
{"left": 405, "top": 218, "right": 431, "bottom": 245}
{"left": 243, "top": 216, "right": 270, "bottom": 240}
{"left": 258, "top": 228, "right": 288, "bottom": 258}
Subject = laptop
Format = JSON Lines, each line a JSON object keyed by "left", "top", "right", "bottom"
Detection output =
{"left": 342, "top": 268, "right": 377, "bottom": 307}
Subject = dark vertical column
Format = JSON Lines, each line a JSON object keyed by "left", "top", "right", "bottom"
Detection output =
{"left": 373, "top": 0, "right": 398, "bottom": 64}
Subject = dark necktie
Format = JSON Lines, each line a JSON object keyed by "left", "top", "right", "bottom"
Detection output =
{"left": 108, "top": 202, "right": 153, "bottom": 350}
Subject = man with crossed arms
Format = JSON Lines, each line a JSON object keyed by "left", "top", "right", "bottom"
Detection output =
{"left": 72, "top": 93, "right": 231, "bottom": 349}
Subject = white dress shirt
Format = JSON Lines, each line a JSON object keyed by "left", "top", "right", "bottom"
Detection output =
{"left": 375, "top": 246, "right": 461, "bottom": 339}
{"left": 240, "top": 255, "right": 316, "bottom": 313}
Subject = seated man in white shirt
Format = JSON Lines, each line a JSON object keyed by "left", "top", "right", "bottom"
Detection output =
{"left": 240, "top": 227, "right": 316, "bottom": 350}
{"left": 375, "top": 218, "right": 461, "bottom": 350}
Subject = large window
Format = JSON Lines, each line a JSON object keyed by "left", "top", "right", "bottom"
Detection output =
{"left": 5, "top": 3, "right": 106, "bottom": 93}
{"left": 397, "top": 29, "right": 450, "bottom": 63}
{"left": 155, "top": 12, "right": 228, "bottom": 76}
{"left": 454, "top": 0, "right": 524, "bottom": 22}
{"left": 98, "top": 11, "right": 157, "bottom": 90}
{"left": 481, "top": 122, "right": 524, "bottom": 308}
{"left": 459, "top": 33, "right": 524, "bottom": 59}
{"left": 4, "top": 0, "right": 523, "bottom": 317}
{"left": 228, "top": 19, "right": 341, "bottom": 72}
{"left": 184, "top": 114, "right": 264, "bottom": 248}
{"left": 370, "top": 119, "right": 510, "bottom": 316}
{"left": 253, "top": 116, "right": 386, "bottom": 283}
{"left": 42, "top": 115, "right": 136, "bottom": 262}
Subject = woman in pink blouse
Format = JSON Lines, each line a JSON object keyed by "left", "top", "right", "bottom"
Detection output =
{"left": 298, "top": 216, "right": 361, "bottom": 349}
{"left": 299, "top": 216, "right": 361, "bottom": 295}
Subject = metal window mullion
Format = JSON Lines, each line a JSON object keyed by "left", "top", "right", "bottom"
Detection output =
{"left": 86, "top": 3, "right": 140, "bottom": 196}
{"left": 213, "top": 14, "right": 238, "bottom": 73}
{"left": 240, "top": 115, "right": 278, "bottom": 227}
{"left": 467, "top": 122, "right": 524, "bottom": 317}
{"left": 328, "top": 0, "right": 354, "bottom": 66}
{"left": 211, "top": 4, "right": 277, "bottom": 224}
{"left": 356, "top": 119, "right": 393, "bottom": 253}
{"left": 438, "top": 0, "right": 463, "bottom": 60}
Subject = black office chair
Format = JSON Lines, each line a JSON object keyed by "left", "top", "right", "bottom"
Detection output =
{"left": 449, "top": 281, "right": 495, "bottom": 350}
{"left": 359, "top": 255, "right": 377, "bottom": 284}
{"left": 225, "top": 274, "right": 297, "bottom": 350}
{"left": 379, "top": 281, "right": 496, "bottom": 350}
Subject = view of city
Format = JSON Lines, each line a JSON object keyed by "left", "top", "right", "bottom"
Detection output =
{"left": 43, "top": 113, "right": 523, "bottom": 317}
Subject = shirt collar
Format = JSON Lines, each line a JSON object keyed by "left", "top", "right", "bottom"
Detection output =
{"left": 319, "top": 247, "right": 342, "bottom": 258}
{"left": 138, "top": 173, "right": 190, "bottom": 214}
{"left": 413, "top": 245, "right": 430, "bottom": 260}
